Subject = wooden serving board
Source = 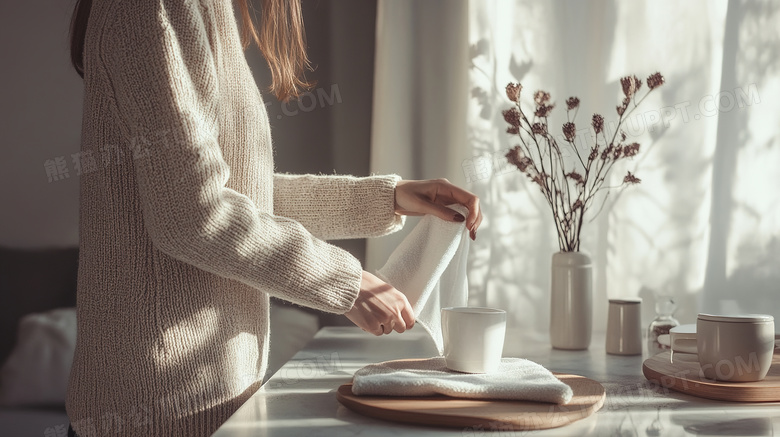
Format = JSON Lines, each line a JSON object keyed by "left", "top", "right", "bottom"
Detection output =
{"left": 336, "top": 373, "right": 605, "bottom": 431}
{"left": 642, "top": 349, "right": 780, "bottom": 402}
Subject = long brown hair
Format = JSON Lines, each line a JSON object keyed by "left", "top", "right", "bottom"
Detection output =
{"left": 69, "top": 0, "right": 313, "bottom": 101}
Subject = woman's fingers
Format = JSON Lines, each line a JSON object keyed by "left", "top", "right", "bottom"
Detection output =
{"left": 437, "top": 184, "right": 481, "bottom": 240}
{"left": 395, "top": 179, "right": 483, "bottom": 240}
{"left": 379, "top": 290, "right": 412, "bottom": 334}
{"left": 439, "top": 183, "right": 482, "bottom": 233}
{"left": 408, "top": 194, "right": 467, "bottom": 223}
{"left": 394, "top": 210, "right": 425, "bottom": 217}
{"left": 346, "top": 308, "right": 382, "bottom": 336}
{"left": 400, "top": 299, "right": 415, "bottom": 331}
{"left": 389, "top": 292, "right": 414, "bottom": 334}
{"left": 346, "top": 271, "right": 417, "bottom": 336}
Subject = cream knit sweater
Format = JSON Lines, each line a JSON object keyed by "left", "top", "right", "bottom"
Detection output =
{"left": 66, "top": 1, "right": 404, "bottom": 435}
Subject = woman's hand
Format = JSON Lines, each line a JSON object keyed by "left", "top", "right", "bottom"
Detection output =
{"left": 345, "top": 271, "right": 415, "bottom": 335}
{"left": 395, "top": 179, "right": 483, "bottom": 240}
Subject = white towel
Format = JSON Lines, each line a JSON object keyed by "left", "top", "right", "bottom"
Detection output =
{"left": 351, "top": 357, "right": 574, "bottom": 404}
{"left": 376, "top": 205, "right": 470, "bottom": 354}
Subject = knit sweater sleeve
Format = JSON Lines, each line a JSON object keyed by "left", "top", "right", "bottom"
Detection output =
{"left": 100, "top": 0, "right": 361, "bottom": 313}
{"left": 272, "top": 173, "right": 406, "bottom": 240}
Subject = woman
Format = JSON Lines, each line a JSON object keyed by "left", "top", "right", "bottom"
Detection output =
{"left": 66, "top": 0, "right": 482, "bottom": 435}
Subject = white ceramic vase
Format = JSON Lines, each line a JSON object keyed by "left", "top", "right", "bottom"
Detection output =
{"left": 550, "top": 251, "right": 592, "bottom": 350}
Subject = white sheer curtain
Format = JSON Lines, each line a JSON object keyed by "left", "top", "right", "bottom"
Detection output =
{"left": 372, "top": 0, "right": 780, "bottom": 339}
{"left": 367, "top": 0, "right": 470, "bottom": 271}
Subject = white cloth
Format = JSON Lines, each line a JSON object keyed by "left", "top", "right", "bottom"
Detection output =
{"left": 352, "top": 357, "right": 574, "bottom": 404}
{"left": 376, "top": 205, "right": 470, "bottom": 354}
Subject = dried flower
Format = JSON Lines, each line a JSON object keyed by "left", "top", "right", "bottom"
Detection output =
{"left": 647, "top": 72, "right": 665, "bottom": 89}
{"left": 505, "top": 146, "right": 522, "bottom": 168}
{"left": 531, "top": 122, "right": 547, "bottom": 135}
{"left": 566, "top": 171, "right": 585, "bottom": 185}
{"left": 592, "top": 114, "right": 604, "bottom": 134}
{"left": 620, "top": 75, "right": 642, "bottom": 98}
{"left": 501, "top": 71, "right": 661, "bottom": 252}
{"left": 502, "top": 108, "right": 521, "bottom": 127}
{"left": 562, "top": 122, "right": 576, "bottom": 141}
{"left": 588, "top": 146, "right": 598, "bottom": 162}
{"left": 534, "top": 90, "right": 551, "bottom": 105}
{"left": 506, "top": 146, "right": 534, "bottom": 172}
{"left": 623, "top": 142, "right": 640, "bottom": 158}
{"left": 506, "top": 83, "right": 522, "bottom": 102}
{"left": 624, "top": 171, "right": 641, "bottom": 184}
{"left": 534, "top": 104, "right": 555, "bottom": 118}
{"left": 613, "top": 145, "right": 623, "bottom": 160}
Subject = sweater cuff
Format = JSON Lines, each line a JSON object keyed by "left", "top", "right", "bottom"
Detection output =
{"left": 368, "top": 174, "right": 406, "bottom": 237}
{"left": 316, "top": 248, "right": 363, "bottom": 314}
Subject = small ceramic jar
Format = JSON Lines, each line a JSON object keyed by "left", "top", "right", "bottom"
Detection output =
{"left": 606, "top": 298, "right": 643, "bottom": 355}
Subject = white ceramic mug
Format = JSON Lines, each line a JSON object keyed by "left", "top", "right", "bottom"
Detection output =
{"left": 696, "top": 313, "right": 775, "bottom": 382}
{"left": 441, "top": 307, "right": 506, "bottom": 373}
{"left": 606, "top": 298, "right": 643, "bottom": 355}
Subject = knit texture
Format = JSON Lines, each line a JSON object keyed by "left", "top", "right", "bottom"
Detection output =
{"left": 65, "top": 1, "right": 404, "bottom": 435}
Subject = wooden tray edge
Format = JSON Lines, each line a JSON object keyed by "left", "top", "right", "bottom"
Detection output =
{"left": 336, "top": 377, "right": 606, "bottom": 431}
{"left": 642, "top": 358, "right": 780, "bottom": 403}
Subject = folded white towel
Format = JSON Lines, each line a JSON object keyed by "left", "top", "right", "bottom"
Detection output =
{"left": 352, "top": 357, "right": 574, "bottom": 404}
{"left": 376, "top": 205, "right": 470, "bottom": 354}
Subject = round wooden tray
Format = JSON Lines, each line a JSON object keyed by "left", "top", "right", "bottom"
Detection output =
{"left": 337, "top": 372, "right": 605, "bottom": 431}
{"left": 642, "top": 349, "right": 780, "bottom": 402}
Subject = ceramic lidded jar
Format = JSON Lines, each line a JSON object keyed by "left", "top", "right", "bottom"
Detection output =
{"left": 606, "top": 298, "right": 643, "bottom": 355}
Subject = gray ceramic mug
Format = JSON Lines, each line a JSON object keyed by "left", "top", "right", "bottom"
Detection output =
{"left": 696, "top": 313, "right": 774, "bottom": 382}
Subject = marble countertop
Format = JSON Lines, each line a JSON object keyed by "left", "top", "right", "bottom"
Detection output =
{"left": 213, "top": 327, "right": 780, "bottom": 436}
